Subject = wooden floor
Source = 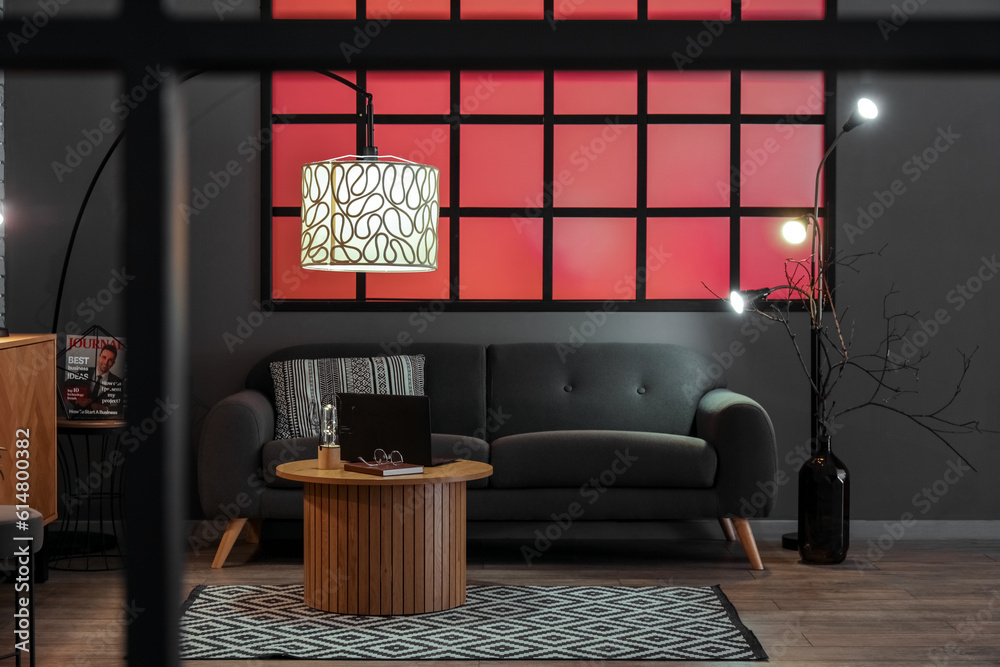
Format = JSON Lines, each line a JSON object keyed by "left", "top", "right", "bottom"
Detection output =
{"left": 4, "top": 534, "right": 1000, "bottom": 666}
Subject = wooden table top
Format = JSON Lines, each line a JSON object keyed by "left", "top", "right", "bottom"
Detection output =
{"left": 0, "top": 333, "right": 57, "bottom": 349}
{"left": 276, "top": 459, "right": 493, "bottom": 486}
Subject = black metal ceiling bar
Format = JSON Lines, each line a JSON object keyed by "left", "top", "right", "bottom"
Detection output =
{"left": 3, "top": 20, "right": 1000, "bottom": 69}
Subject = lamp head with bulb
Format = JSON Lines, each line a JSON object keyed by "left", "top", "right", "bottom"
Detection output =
{"left": 300, "top": 156, "right": 440, "bottom": 273}
{"left": 729, "top": 287, "right": 786, "bottom": 314}
{"left": 842, "top": 98, "right": 879, "bottom": 133}
{"left": 298, "top": 72, "right": 441, "bottom": 275}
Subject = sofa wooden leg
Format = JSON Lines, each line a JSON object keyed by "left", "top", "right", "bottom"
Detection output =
{"left": 719, "top": 517, "right": 737, "bottom": 542}
{"left": 245, "top": 518, "right": 262, "bottom": 544}
{"left": 211, "top": 518, "right": 248, "bottom": 569}
{"left": 732, "top": 518, "right": 764, "bottom": 571}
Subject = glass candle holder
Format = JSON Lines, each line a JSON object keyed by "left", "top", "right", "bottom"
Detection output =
{"left": 320, "top": 403, "right": 338, "bottom": 447}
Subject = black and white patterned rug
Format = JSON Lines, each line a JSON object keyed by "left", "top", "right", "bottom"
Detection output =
{"left": 179, "top": 584, "right": 767, "bottom": 661}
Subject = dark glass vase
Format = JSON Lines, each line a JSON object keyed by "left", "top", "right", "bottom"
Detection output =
{"left": 798, "top": 434, "right": 850, "bottom": 564}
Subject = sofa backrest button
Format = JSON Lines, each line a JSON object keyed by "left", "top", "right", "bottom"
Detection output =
{"left": 564, "top": 385, "right": 572, "bottom": 392}
{"left": 637, "top": 387, "right": 646, "bottom": 394}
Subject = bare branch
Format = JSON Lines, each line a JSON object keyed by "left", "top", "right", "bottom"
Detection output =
{"left": 838, "top": 400, "right": 979, "bottom": 471}
{"left": 704, "top": 247, "right": 993, "bottom": 470}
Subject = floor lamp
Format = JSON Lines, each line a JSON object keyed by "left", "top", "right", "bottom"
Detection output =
{"left": 729, "top": 98, "right": 879, "bottom": 564}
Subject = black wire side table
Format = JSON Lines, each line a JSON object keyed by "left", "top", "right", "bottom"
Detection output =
{"left": 52, "top": 418, "right": 129, "bottom": 571}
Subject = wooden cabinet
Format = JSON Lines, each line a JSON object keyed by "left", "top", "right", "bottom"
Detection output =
{"left": 0, "top": 334, "right": 58, "bottom": 524}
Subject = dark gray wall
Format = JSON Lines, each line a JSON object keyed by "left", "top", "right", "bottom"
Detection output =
{"left": 7, "top": 73, "right": 125, "bottom": 336}
{"left": 5, "top": 10, "right": 1000, "bottom": 521}
{"left": 833, "top": 71, "right": 1000, "bottom": 520}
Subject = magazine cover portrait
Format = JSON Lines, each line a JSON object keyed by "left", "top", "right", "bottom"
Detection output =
{"left": 62, "top": 333, "right": 127, "bottom": 420}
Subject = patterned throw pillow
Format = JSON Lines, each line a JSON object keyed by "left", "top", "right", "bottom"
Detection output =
{"left": 269, "top": 355, "right": 425, "bottom": 440}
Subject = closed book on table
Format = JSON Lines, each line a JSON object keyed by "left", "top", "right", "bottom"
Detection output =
{"left": 343, "top": 461, "right": 424, "bottom": 477}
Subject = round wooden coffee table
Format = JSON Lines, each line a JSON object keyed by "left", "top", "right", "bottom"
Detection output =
{"left": 276, "top": 459, "right": 492, "bottom": 615}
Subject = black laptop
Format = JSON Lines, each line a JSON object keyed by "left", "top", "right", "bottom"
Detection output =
{"left": 334, "top": 393, "right": 455, "bottom": 467}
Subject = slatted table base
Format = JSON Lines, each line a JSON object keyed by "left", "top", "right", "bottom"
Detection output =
{"left": 303, "top": 481, "right": 467, "bottom": 615}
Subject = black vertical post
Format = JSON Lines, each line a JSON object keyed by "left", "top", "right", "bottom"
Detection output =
{"left": 728, "top": 67, "right": 741, "bottom": 298}
{"left": 810, "top": 323, "right": 822, "bottom": 446}
{"left": 542, "top": 69, "right": 554, "bottom": 300}
{"left": 449, "top": 68, "right": 461, "bottom": 300}
{"left": 121, "top": 24, "right": 188, "bottom": 667}
{"left": 636, "top": 69, "right": 647, "bottom": 302}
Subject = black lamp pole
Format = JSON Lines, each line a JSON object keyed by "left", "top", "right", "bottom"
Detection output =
{"left": 314, "top": 71, "right": 378, "bottom": 159}
{"left": 780, "top": 101, "right": 879, "bottom": 550}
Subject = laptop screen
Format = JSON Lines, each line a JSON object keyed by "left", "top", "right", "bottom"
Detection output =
{"left": 335, "top": 393, "right": 441, "bottom": 466}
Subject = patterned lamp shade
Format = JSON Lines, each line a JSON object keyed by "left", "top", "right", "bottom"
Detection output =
{"left": 300, "top": 157, "right": 439, "bottom": 272}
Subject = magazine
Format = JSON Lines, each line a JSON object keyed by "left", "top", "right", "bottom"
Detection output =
{"left": 61, "top": 333, "right": 127, "bottom": 420}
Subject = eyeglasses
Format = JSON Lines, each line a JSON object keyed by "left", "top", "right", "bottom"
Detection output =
{"left": 358, "top": 448, "right": 406, "bottom": 466}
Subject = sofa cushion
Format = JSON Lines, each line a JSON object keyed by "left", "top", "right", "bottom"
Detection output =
{"left": 262, "top": 433, "right": 492, "bottom": 490}
{"left": 467, "top": 488, "right": 720, "bottom": 521}
{"left": 487, "top": 343, "right": 726, "bottom": 440}
{"left": 270, "top": 354, "right": 425, "bottom": 439}
{"left": 488, "top": 430, "right": 717, "bottom": 489}
{"left": 246, "top": 344, "right": 487, "bottom": 438}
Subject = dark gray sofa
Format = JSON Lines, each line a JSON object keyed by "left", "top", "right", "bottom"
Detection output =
{"left": 198, "top": 342, "right": 778, "bottom": 569}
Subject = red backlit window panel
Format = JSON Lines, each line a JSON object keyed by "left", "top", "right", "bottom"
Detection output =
{"left": 460, "top": 125, "right": 544, "bottom": 208}
{"left": 648, "top": 71, "right": 730, "bottom": 114}
{"left": 272, "top": 71, "right": 357, "bottom": 115}
{"left": 367, "top": 72, "right": 450, "bottom": 115}
{"left": 648, "top": 125, "right": 730, "bottom": 208}
{"left": 648, "top": 0, "right": 731, "bottom": 20}
{"left": 374, "top": 124, "right": 451, "bottom": 207}
{"left": 272, "top": 124, "right": 356, "bottom": 207}
{"left": 554, "top": 0, "right": 637, "bottom": 20}
{"left": 740, "top": 216, "right": 823, "bottom": 301}
{"left": 742, "top": 72, "right": 825, "bottom": 115}
{"left": 553, "top": 124, "right": 637, "bottom": 208}
{"left": 739, "top": 124, "right": 824, "bottom": 208}
{"left": 367, "top": 218, "right": 451, "bottom": 300}
{"left": 742, "top": 0, "right": 825, "bottom": 20}
{"left": 267, "top": 60, "right": 833, "bottom": 308}
{"left": 367, "top": 0, "right": 449, "bottom": 19}
{"left": 273, "top": 0, "right": 354, "bottom": 18}
{"left": 272, "top": 217, "right": 357, "bottom": 300}
{"left": 459, "top": 218, "right": 544, "bottom": 300}
{"left": 554, "top": 72, "right": 638, "bottom": 115}
{"left": 553, "top": 218, "right": 637, "bottom": 300}
{"left": 461, "top": 0, "right": 543, "bottom": 19}
{"left": 459, "top": 72, "right": 544, "bottom": 115}
{"left": 646, "top": 218, "right": 729, "bottom": 299}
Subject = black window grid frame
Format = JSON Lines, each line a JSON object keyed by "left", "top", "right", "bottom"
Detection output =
{"left": 261, "top": 0, "right": 839, "bottom": 312}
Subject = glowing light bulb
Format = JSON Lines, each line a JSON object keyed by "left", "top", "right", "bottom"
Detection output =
{"left": 730, "top": 291, "right": 745, "bottom": 314}
{"left": 857, "top": 98, "right": 878, "bottom": 120}
{"left": 782, "top": 220, "right": 808, "bottom": 244}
